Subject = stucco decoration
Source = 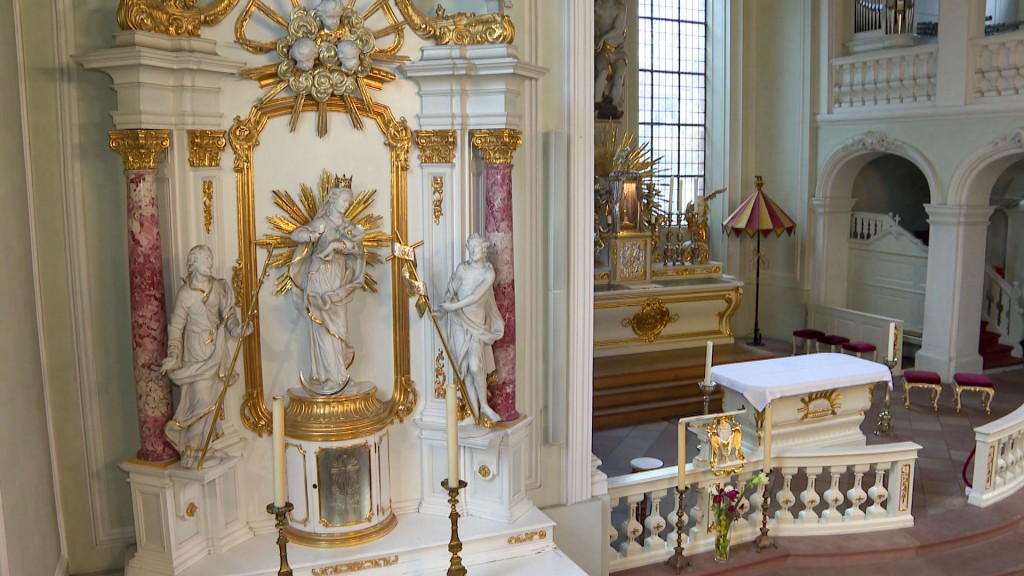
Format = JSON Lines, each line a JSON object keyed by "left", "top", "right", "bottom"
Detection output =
{"left": 840, "top": 131, "right": 904, "bottom": 155}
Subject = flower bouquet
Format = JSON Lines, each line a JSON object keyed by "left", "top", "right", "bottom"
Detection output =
{"left": 709, "top": 472, "right": 768, "bottom": 562}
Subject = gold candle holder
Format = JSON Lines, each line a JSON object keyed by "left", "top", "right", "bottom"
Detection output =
{"left": 442, "top": 479, "right": 469, "bottom": 576}
{"left": 754, "top": 469, "right": 776, "bottom": 552}
{"left": 266, "top": 502, "right": 294, "bottom": 576}
{"left": 666, "top": 486, "right": 690, "bottom": 573}
{"left": 875, "top": 358, "right": 897, "bottom": 435}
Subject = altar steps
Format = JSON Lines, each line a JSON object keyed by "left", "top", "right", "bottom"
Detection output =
{"left": 592, "top": 344, "right": 775, "bottom": 429}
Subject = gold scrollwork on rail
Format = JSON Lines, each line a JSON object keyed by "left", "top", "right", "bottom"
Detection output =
{"left": 621, "top": 297, "right": 678, "bottom": 343}
{"left": 117, "top": 0, "right": 239, "bottom": 37}
{"left": 393, "top": 0, "right": 514, "bottom": 45}
{"left": 797, "top": 390, "right": 843, "bottom": 421}
{"left": 312, "top": 556, "right": 399, "bottom": 575}
{"left": 898, "top": 463, "right": 911, "bottom": 512}
{"left": 706, "top": 416, "right": 745, "bottom": 476}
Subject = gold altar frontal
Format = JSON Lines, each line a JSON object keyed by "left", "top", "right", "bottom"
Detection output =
{"left": 283, "top": 384, "right": 396, "bottom": 547}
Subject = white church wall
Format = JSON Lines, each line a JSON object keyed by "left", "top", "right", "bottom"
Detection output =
{"left": 1, "top": 1, "right": 65, "bottom": 575}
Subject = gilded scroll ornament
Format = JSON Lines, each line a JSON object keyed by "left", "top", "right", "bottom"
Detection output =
{"left": 507, "top": 530, "right": 547, "bottom": 545}
{"left": 621, "top": 297, "right": 678, "bottom": 343}
{"left": 414, "top": 130, "right": 456, "bottom": 164}
{"left": 109, "top": 129, "right": 171, "bottom": 171}
{"left": 471, "top": 129, "right": 523, "bottom": 165}
{"left": 393, "top": 0, "right": 514, "bottom": 45}
{"left": 202, "top": 179, "right": 214, "bottom": 233}
{"left": 434, "top": 349, "right": 446, "bottom": 399}
{"left": 187, "top": 129, "right": 227, "bottom": 168}
{"left": 117, "top": 0, "right": 238, "bottom": 37}
{"left": 311, "top": 556, "right": 399, "bottom": 575}
{"left": 797, "top": 390, "right": 843, "bottom": 421}
{"left": 431, "top": 176, "right": 444, "bottom": 225}
{"left": 706, "top": 416, "right": 745, "bottom": 476}
{"left": 478, "top": 465, "right": 491, "bottom": 479}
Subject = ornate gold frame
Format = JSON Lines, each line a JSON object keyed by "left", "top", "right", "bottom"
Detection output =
{"left": 229, "top": 95, "right": 415, "bottom": 434}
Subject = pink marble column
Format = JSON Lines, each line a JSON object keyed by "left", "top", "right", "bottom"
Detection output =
{"left": 110, "top": 130, "right": 177, "bottom": 462}
{"left": 473, "top": 130, "right": 523, "bottom": 422}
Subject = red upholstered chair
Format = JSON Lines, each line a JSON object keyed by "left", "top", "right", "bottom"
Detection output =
{"left": 953, "top": 373, "right": 995, "bottom": 414}
{"left": 841, "top": 341, "right": 878, "bottom": 362}
{"left": 816, "top": 334, "right": 850, "bottom": 353}
{"left": 792, "top": 329, "right": 825, "bottom": 355}
{"left": 902, "top": 370, "right": 942, "bottom": 411}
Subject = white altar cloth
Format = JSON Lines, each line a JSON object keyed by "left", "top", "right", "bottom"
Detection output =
{"left": 711, "top": 353, "right": 892, "bottom": 411}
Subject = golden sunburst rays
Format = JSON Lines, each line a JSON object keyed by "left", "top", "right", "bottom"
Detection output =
{"left": 595, "top": 128, "right": 663, "bottom": 181}
{"left": 258, "top": 170, "right": 390, "bottom": 295}
{"left": 237, "top": 0, "right": 410, "bottom": 137}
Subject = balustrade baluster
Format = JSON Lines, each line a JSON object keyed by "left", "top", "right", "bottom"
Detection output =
{"left": 775, "top": 469, "right": 797, "bottom": 524}
{"left": 798, "top": 467, "right": 822, "bottom": 523}
{"left": 608, "top": 495, "right": 620, "bottom": 561}
{"left": 687, "top": 485, "right": 708, "bottom": 545}
{"left": 821, "top": 467, "right": 846, "bottom": 522}
{"left": 747, "top": 482, "right": 763, "bottom": 530}
{"left": 643, "top": 494, "right": 668, "bottom": 551}
{"left": 996, "top": 442, "right": 1008, "bottom": 489}
{"left": 845, "top": 464, "right": 870, "bottom": 520}
{"left": 619, "top": 497, "right": 644, "bottom": 557}
{"left": 866, "top": 465, "right": 888, "bottom": 519}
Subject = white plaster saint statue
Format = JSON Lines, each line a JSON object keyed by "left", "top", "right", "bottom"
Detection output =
{"left": 595, "top": 0, "right": 628, "bottom": 119}
{"left": 436, "top": 234, "right": 505, "bottom": 424}
{"left": 161, "top": 245, "right": 248, "bottom": 469}
{"left": 314, "top": 0, "right": 344, "bottom": 31}
{"left": 290, "top": 37, "right": 318, "bottom": 72}
{"left": 288, "top": 183, "right": 367, "bottom": 395}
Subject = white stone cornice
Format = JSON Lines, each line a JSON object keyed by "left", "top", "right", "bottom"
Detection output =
{"left": 923, "top": 203, "right": 995, "bottom": 226}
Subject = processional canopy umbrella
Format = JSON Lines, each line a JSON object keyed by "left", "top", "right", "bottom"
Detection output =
{"left": 721, "top": 176, "right": 796, "bottom": 346}
{"left": 722, "top": 176, "right": 796, "bottom": 237}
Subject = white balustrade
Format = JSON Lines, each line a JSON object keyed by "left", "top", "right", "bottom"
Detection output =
{"left": 983, "top": 265, "right": 1024, "bottom": 356}
{"left": 850, "top": 211, "right": 902, "bottom": 240}
{"left": 606, "top": 443, "right": 920, "bottom": 572}
{"left": 968, "top": 403, "right": 1024, "bottom": 507}
{"left": 832, "top": 45, "right": 937, "bottom": 109}
{"left": 971, "top": 30, "right": 1024, "bottom": 100}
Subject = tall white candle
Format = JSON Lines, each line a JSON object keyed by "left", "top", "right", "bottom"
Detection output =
{"left": 762, "top": 403, "right": 774, "bottom": 472}
{"left": 886, "top": 322, "right": 897, "bottom": 362}
{"left": 704, "top": 340, "right": 714, "bottom": 385}
{"left": 446, "top": 384, "right": 459, "bottom": 486}
{"left": 677, "top": 420, "right": 687, "bottom": 489}
{"left": 673, "top": 177, "right": 681, "bottom": 212}
{"left": 272, "top": 395, "right": 286, "bottom": 508}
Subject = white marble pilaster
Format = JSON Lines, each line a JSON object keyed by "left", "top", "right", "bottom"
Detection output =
{"left": 810, "top": 197, "right": 857, "bottom": 307}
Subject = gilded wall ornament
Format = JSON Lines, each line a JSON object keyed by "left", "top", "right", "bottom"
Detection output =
{"left": 393, "top": 0, "right": 515, "bottom": 45}
{"left": 706, "top": 416, "right": 745, "bottom": 476}
{"left": 187, "top": 129, "right": 227, "bottom": 168}
{"left": 414, "top": 130, "right": 457, "bottom": 164}
{"left": 621, "top": 297, "right": 678, "bottom": 343}
{"left": 431, "top": 176, "right": 444, "bottom": 225}
{"left": 311, "top": 556, "right": 399, "bottom": 575}
{"left": 109, "top": 129, "right": 171, "bottom": 171}
{"left": 797, "top": 390, "right": 843, "bottom": 420}
{"left": 434, "top": 349, "right": 446, "bottom": 399}
{"left": 117, "top": 0, "right": 238, "bottom": 37}
{"left": 236, "top": 0, "right": 408, "bottom": 136}
{"left": 842, "top": 130, "right": 903, "bottom": 154}
{"left": 507, "top": 530, "right": 547, "bottom": 545}
{"left": 202, "top": 179, "right": 214, "bottom": 234}
{"left": 471, "top": 129, "right": 523, "bottom": 165}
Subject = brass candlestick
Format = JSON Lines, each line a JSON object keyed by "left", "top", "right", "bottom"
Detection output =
{"left": 875, "top": 359, "right": 897, "bottom": 435}
{"left": 754, "top": 469, "right": 776, "bottom": 552}
{"left": 699, "top": 379, "right": 717, "bottom": 415}
{"left": 442, "top": 479, "right": 469, "bottom": 576}
{"left": 266, "top": 502, "right": 294, "bottom": 576}
{"left": 665, "top": 486, "right": 690, "bottom": 573}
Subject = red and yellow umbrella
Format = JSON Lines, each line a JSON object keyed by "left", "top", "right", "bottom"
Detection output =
{"left": 723, "top": 176, "right": 796, "bottom": 237}
{"left": 722, "top": 176, "right": 796, "bottom": 346}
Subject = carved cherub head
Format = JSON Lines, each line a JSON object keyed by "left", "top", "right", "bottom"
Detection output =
{"left": 337, "top": 39, "right": 361, "bottom": 72}
{"left": 314, "top": 0, "right": 344, "bottom": 31}
{"left": 289, "top": 38, "right": 318, "bottom": 71}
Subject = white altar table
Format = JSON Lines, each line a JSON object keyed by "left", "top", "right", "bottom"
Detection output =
{"left": 711, "top": 353, "right": 892, "bottom": 452}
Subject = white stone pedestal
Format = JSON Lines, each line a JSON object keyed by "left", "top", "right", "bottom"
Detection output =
{"left": 418, "top": 416, "right": 533, "bottom": 523}
{"left": 121, "top": 455, "right": 252, "bottom": 575}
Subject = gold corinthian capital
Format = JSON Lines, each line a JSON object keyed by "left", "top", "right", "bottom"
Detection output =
{"left": 471, "top": 129, "right": 523, "bottom": 166}
{"left": 414, "top": 130, "right": 457, "bottom": 164}
{"left": 109, "top": 129, "right": 171, "bottom": 171}
{"left": 187, "top": 129, "right": 227, "bottom": 168}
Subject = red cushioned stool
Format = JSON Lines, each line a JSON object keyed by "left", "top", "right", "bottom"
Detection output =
{"left": 792, "top": 329, "right": 825, "bottom": 355}
{"left": 841, "top": 341, "right": 878, "bottom": 362}
{"left": 953, "top": 373, "right": 995, "bottom": 414}
{"left": 902, "top": 370, "right": 942, "bottom": 411}
{"left": 816, "top": 334, "right": 850, "bottom": 353}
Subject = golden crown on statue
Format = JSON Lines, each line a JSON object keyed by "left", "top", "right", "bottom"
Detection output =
{"left": 333, "top": 174, "right": 354, "bottom": 188}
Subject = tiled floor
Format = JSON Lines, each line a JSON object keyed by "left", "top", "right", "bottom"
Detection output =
{"left": 595, "top": 340, "right": 1024, "bottom": 575}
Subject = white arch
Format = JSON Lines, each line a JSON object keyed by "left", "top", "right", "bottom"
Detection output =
{"left": 948, "top": 128, "right": 1024, "bottom": 206}
{"left": 815, "top": 131, "right": 944, "bottom": 204}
